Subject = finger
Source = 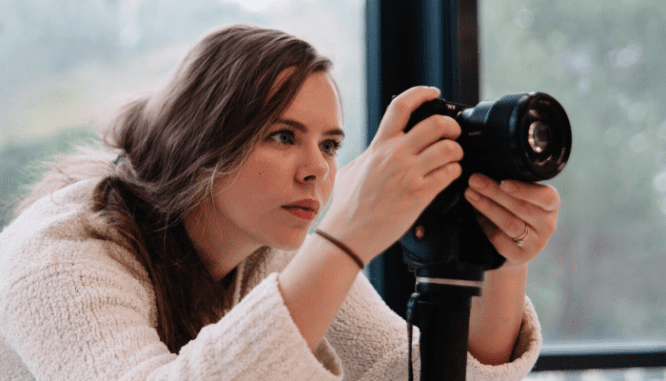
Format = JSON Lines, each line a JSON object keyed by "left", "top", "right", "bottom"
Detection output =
{"left": 404, "top": 114, "right": 462, "bottom": 155}
{"left": 417, "top": 138, "right": 464, "bottom": 176}
{"left": 475, "top": 211, "right": 524, "bottom": 249}
{"left": 373, "top": 86, "right": 441, "bottom": 143}
{"left": 468, "top": 173, "right": 550, "bottom": 227}
{"left": 499, "top": 180, "right": 561, "bottom": 211}
{"left": 464, "top": 186, "right": 532, "bottom": 241}
{"left": 422, "top": 161, "right": 463, "bottom": 197}
{"left": 474, "top": 212, "right": 538, "bottom": 264}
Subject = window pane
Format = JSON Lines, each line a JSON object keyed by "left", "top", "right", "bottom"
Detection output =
{"left": 526, "top": 368, "right": 666, "bottom": 381}
{"left": 0, "top": 0, "right": 365, "bottom": 229}
{"left": 480, "top": 0, "right": 666, "bottom": 346}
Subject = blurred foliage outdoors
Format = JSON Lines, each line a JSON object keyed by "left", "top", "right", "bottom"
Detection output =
{"left": 1, "top": 0, "right": 665, "bottom": 358}
{"left": 481, "top": 1, "right": 666, "bottom": 344}
{"left": 0, "top": 0, "right": 365, "bottom": 228}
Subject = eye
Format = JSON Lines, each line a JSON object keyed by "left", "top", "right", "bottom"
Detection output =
{"left": 321, "top": 139, "right": 342, "bottom": 156}
{"left": 269, "top": 130, "right": 295, "bottom": 145}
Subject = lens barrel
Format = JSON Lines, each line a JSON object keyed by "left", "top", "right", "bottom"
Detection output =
{"left": 458, "top": 92, "right": 572, "bottom": 182}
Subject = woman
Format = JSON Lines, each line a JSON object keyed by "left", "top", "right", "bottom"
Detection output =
{"left": 0, "top": 24, "right": 558, "bottom": 380}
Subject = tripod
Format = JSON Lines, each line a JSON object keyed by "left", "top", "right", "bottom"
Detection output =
{"left": 400, "top": 182, "right": 505, "bottom": 381}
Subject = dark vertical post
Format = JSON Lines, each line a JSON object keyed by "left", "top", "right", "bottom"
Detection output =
{"left": 365, "top": 0, "right": 479, "bottom": 318}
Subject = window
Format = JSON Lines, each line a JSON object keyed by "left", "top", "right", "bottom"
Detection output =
{"left": 365, "top": 0, "right": 665, "bottom": 378}
{"left": 0, "top": 0, "right": 366, "bottom": 228}
{"left": 480, "top": 0, "right": 666, "bottom": 346}
{"left": 479, "top": 0, "right": 666, "bottom": 377}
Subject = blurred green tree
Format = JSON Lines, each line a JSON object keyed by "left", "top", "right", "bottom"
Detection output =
{"left": 481, "top": 0, "right": 666, "bottom": 341}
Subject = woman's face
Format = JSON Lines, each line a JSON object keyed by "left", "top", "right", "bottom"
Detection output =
{"left": 187, "top": 71, "right": 343, "bottom": 275}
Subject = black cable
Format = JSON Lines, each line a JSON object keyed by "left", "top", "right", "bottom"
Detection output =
{"left": 406, "top": 292, "right": 422, "bottom": 381}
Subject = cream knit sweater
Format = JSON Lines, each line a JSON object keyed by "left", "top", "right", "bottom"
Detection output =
{"left": 0, "top": 178, "right": 541, "bottom": 380}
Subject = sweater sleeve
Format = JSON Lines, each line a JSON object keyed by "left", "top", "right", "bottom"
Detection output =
{"left": 325, "top": 272, "right": 542, "bottom": 381}
{"left": 0, "top": 238, "right": 342, "bottom": 381}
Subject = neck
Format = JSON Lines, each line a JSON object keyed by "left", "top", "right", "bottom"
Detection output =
{"left": 183, "top": 202, "right": 262, "bottom": 282}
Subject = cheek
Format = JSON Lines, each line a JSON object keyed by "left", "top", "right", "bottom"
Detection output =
{"left": 243, "top": 154, "right": 297, "bottom": 207}
{"left": 254, "top": 157, "right": 292, "bottom": 186}
{"left": 321, "top": 166, "right": 336, "bottom": 203}
{"left": 219, "top": 155, "right": 290, "bottom": 207}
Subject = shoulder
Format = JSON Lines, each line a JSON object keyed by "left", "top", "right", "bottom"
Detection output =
{"left": 0, "top": 178, "right": 98, "bottom": 267}
{"left": 0, "top": 177, "right": 151, "bottom": 302}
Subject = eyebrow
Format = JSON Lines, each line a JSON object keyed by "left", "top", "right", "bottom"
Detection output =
{"left": 276, "top": 118, "right": 345, "bottom": 139}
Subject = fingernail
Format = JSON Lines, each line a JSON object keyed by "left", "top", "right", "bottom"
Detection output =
{"left": 465, "top": 188, "right": 480, "bottom": 202}
{"left": 469, "top": 175, "right": 486, "bottom": 189}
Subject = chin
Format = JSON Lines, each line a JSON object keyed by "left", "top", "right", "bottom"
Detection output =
{"left": 267, "top": 228, "right": 309, "bottom": 251}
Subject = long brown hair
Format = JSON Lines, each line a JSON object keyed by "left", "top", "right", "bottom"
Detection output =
{"left": 16, "top": 24, "right": 332, "bottom": 353}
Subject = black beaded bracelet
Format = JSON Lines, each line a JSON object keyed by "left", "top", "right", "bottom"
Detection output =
{"left": 314, "top": 229, "right": 364, "bottom": 269}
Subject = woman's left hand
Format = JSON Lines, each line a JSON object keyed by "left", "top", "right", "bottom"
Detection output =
{"left": 463, "top": 173, "right": 561, "bottom": 269}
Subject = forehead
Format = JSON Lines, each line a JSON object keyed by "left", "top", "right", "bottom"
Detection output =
{"left": 281, "top": 71, "right": 343, "bottom": 129}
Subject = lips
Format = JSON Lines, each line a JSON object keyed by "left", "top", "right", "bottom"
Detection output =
{"left": 282, "top": 199, "right": 320, "bottom": 221}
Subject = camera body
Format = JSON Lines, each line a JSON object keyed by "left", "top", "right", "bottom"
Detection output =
{"left": 399, "top": 92, "right": 572, "bottom": 277}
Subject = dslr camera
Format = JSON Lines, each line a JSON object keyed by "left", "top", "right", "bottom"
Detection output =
{"left": 399, "top": 92, "right": 572, "bottom": 276}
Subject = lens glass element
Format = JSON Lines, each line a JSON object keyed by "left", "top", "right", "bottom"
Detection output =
{"left": 528, "top": 121, "right": 550, "bottom": 154}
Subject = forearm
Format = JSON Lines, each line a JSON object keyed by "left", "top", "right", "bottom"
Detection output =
{"left": 277, "top": 233, "right": 361, "bottom": 352}
{"left": 468, "top": 264, "right": 528, "bottom": 365}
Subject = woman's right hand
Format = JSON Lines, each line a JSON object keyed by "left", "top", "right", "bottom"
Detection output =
{"left": 317, "top": 86, "right": 464, "bottom": 264}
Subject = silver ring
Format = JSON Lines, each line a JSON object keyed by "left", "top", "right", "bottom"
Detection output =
{"left": 513, "top": 223, "right": 529, "bottom": 247}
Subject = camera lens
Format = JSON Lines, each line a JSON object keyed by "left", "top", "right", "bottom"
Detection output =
{"left": 528, "top": 120, "right": 549, "bottom": 154}
{"left": 458, "top": 92, "right": 571, "bottom": 182}
{"left": 517, "top": 94, "right": 571, "bottom": 180}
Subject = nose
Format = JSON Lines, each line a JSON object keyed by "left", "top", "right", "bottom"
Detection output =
{"left": 296, "top": 143, "right": 330, "bottom": 184}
